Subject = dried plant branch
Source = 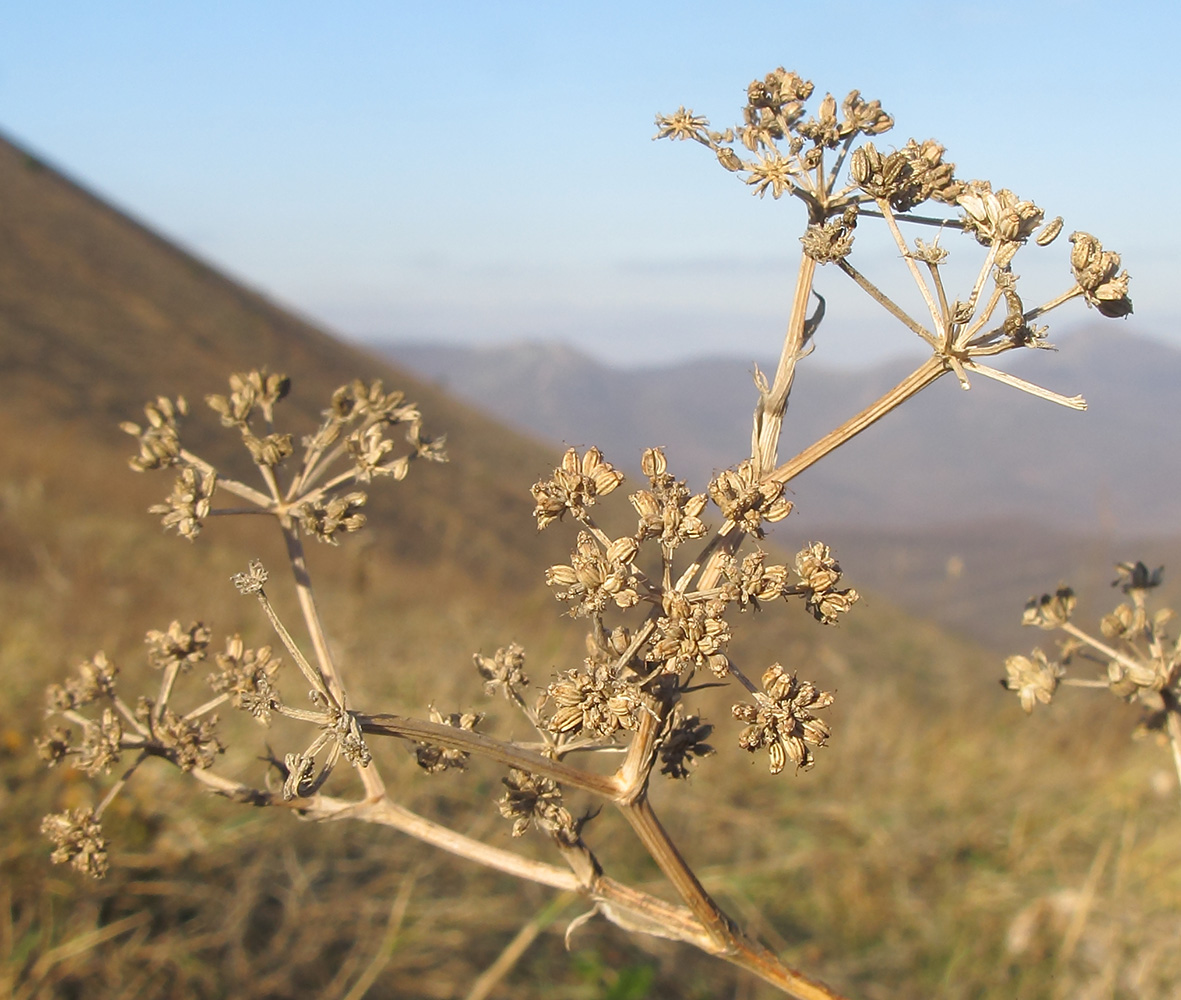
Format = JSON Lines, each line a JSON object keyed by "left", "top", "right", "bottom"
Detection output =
{"left": 40, "top": 65, "right": 1135, "bottom": 998}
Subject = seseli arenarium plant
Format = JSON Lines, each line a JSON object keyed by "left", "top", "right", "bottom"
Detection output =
{"left": 36, "top": 68, "right": 1132, "bottom": 999}
{"left": 1005, "top": 563, "right": 1181, "bottom": 797}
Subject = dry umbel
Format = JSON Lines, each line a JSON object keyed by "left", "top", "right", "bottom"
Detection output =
{"left": 38, "top": 68, "right": 1132, "bottom": 999}
{"left": 1005, "top": 563, "right": 1181, "bottom": 794}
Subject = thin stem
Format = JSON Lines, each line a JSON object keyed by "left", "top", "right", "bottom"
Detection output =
{"left": 954, "top": 281, "right": 1004, "bottom": 351}
{"left": 357, "top": 713, "right": 620, "bottom": 798}
{"left": 153, "top": 662, "right": 181, "bottom": 725}
{"left": 961, "top": 361, "right": 1086, "bottom": 410}
{"left": 253, "top": 586, "right": 330, "bottom": 699}
{"left": 928, "top": 261, "right": 951, "bottom": 335}
{"left": 836, "top": 259, "right": 935, "bottom": 346}
{"left": 878, "top": 199, "right": 944, "bottom": 336}
{"left": 184, "top": 692, "right": 230, "bottom": 720}
{"left": 1059, "top": 623, "right": 1144, "bottom": 675}
{"left": 823, "top": 135, "right": 855, "bottom": 195}
{"left": 1024, "top": 285, "right": 1084, "bottom": 321}
{"left": 278, "top": 524, "right": 343, "bottom": 702}
{"left": 94, "top": 751, "right": 148, "bottom": 820}
{"left": 770, "top": 356, "right": 948, "bottom": 485}
{"left": 857, "top": 207, "right": 966, "bottom": 230}
{"left": 959, "top": 242, "right": 1000, "bottom": 335}
{"left": 179, "top": 449, "right": 273, "bottom": 508}
{"left": 620, "top": 798, "right": 844, "bottom": 999}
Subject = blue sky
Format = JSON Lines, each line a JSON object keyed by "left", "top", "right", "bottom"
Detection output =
{"left": 2, "top": 1, "right": 1177, "bottom": 367}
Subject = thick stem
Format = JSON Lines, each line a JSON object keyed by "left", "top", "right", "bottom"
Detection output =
{"left": 770, "top": 357, "right": 947, "bottom": 485}
{"left": 753, "top": 254, "right": 817, "bottom": 474}
{"left": 620, "top": 795, "right": 733, "bottom": 948}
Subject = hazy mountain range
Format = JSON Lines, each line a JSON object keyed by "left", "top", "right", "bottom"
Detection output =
{"left": 378, "top": 328, "right": 1181, "bottom": 539}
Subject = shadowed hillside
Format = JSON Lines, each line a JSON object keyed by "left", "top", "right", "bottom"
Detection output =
{"left": 0, "top": 133, "right": 573, "bottom": 591}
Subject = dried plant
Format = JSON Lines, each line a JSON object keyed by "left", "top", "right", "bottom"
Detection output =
{"left": 36, "top": 68, "right": 1133, "bottom": 999}
{"left": 1005, "top": 563, "right": 1181, "bottom": 794}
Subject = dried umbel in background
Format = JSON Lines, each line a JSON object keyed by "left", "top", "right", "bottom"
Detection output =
{"left": 1005, "top": 562, "right": 1181, "bottom": 792}
{"left": 35, "top": 68, "right": 1132, "bottom": 999}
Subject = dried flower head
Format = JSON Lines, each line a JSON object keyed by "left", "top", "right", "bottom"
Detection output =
{"left": 653, "top": 106, "right": 710, "bottom": 143}
{"left": 1003, "top": 649, "right": 1064, "bottom": 713}
{"left": 41, "top": 807, "right": 109, "bottom": 879}
{"left": 208, "top": 635, "right": 282, "bottom": 724}
{"left": 1069, "top": 232, "right": 1133, "bottom": 318}
{"left": 659, "top": 709, "right": 715, "bottom": 779}
{"left": 650, "top": 592, "right": 731, "bottom": 677}
{"left": 793, "top": 542, "right": 859, "bottom": 624}
{"left": 957, "top": 181, "right": 1043, "bottom": 246}
{"left": 121, "top": 395, "right": 187, "bottom": 471}
{"left": 474, "top": 643, "right": 529, "bottom": 698}
{"left": 732, "top": 664, "right": 834, "bottom": 773}
{"left": 630, "top": 449, "right": 710, "bottom": 551}
{"left": 416, "top": 706, "right": 481, "bottom": 773}
{"left": 721, "top": 550, "right": 790, "bottom": 610}
{"left": 206, "top": 369, "right": 290, "bottom": 427}
{"left": 46, "top": 651, "right": 118, "bottom": 711}
{"left": 145, "top": 620, "right": 212, "bottom": 672}
{"left": 35, "top": 726, "right": 72, "bottom": 767}
{"left": 708, "top": 459, "right": 792, "bottom": 538}
{"left": 1022, "top": 587, "right": 1076, "bottom": 629}
{"left": 243, "top": 431, "right": 294, "bottom": 468}
{"left": 546, "top": 662, "right": 642, "bottom": 739}
{"left": 498, "top": 768, "right": 576, "bottom": 844}
{"left": 545, "top": 531, "right": 640, "bottom": 617}
{"left": 297, "top": 492, "right": 368, "bottom": 544}
{"left": 531, "top": 447, "right": 624, "bottom": 529}
{"left": 149, "top": 466, "right": 217, "bottom": 539}
{"left": 232, "top": 559, "right": 268, "bottom": 595}
{"left": 77, "top": 708, "right": 123, "bottom": 776}
{"left": 1112, "top": 561, "right": 1163, "bottom": 593}
{"left": 800, "top": 206, "right": 858, "bottom": 263}
{"left": 140, "top": 701, "right": 223, "bottom": 771}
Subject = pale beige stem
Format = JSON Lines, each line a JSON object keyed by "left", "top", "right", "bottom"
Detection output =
{"left": 961, "top": 362, "right": 1086, "bottom": 410}
{"left": 1059, "top": 623, "right": 1143, "bottom": 676}
{"left": 620, "top": 795, "right": 732, "bottom": 948}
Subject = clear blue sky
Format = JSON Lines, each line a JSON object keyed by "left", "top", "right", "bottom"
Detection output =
{"left": 2, "top": 1, "right": 1177, "bottom": 366}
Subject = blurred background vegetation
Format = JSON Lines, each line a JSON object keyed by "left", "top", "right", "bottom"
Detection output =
{"left": 3, "top": 134, "right": 1181, "bottom": 999}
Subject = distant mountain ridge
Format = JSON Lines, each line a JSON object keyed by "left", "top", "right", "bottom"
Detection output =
{"left": 379, "top": 328, "right": 1181, "bottom": 538}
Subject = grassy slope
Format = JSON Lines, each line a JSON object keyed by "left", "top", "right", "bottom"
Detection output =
{"left": 2, "top": 134, "right": 1179, "bottom": 999}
